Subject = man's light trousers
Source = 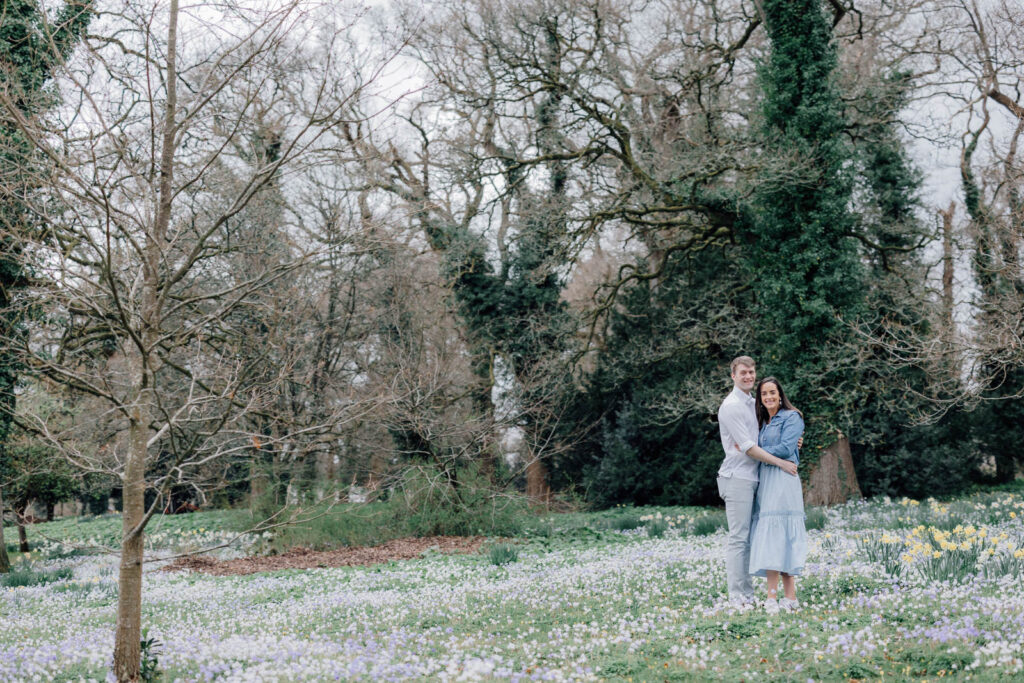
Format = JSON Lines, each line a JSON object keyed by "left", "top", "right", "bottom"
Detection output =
{"left": 717, "top": 475, "right": 758, "bottom": 602}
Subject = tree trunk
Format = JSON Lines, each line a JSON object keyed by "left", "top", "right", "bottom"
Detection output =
{"left": 16, "top": 505, "right": 28, "bottom": 552}
{"left": 112, "top": 401, "right": 150, "bottom": 682}
{"left": 114, "top": 1, "right": 176, "bottom": 674}
{"left": 112, "top": 526, "right": 145, "bottom": 682}
{"left": 804, "top": 436, "right": 862, "bottom": 506}
{"left": 249, "top": 451, "right": 267, "bottom": 511}
{"left": 0, "top": 486, "right": 10, "bottom": 572}
{"left": 525, "top": 457, "right": 551, "bottom": 506}
{"left": 995, "top": 453, "right": 1017, "bottom": 483}
{"left": 470, "top": 350, "right": 497, "bottom": 481}
{"left": 939, "top": 201, "right": 956, "bottom": 332}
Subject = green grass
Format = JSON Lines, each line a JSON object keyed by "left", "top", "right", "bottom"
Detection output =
{"left": 255, "top": 502, "right": 398, "bottom": 551}
{"left": 487, "top": 543, "right": 518, "bottom": 566}
{"left": 6, "top": 484, "right": 1024, "bottom": 681}
{"left": 598, "top": 513, "right": 644, "bottom": 531}
{"left": 1, "top": 561, "right": 73, "bottom": 587}
{"left": 969, "top": 477, "right": 1024, "bottom": 496}
{"left": 7, "top": 499, "right": 530, "bottom": 558}
{"left": 646, "top": 518, "right": 669, "bottom": 537}
{"left": 805, "top": 506, "right": 827, "bottom": 530}
{"left": 6, "top": 500, "right": 722, "bottom": 557}
{"left": 693, "top": 511, "right": 727, "bottom": 536}
{"left": 47, "top": 663, "right": 105, "bottom": 683}
{"left": 3, "top": 509, "right": 250, "bottom": 557}
{"left": 9, "top": 509, "right": 247, "bottom": 542}
{"left": 255, "top": 495, "right": 529, "bottom": 554}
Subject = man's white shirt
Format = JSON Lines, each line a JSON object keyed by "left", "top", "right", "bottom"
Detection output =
{"left": 717, "top": 385, "right": 760, "bottom": 482}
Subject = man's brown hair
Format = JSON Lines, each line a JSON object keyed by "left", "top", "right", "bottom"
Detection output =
{"left": 730, "top": 355, "right": 756, "bottom": 373}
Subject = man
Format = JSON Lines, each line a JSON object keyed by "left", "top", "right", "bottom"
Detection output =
{"left": 717, "top": 356, "right": 798, "bottom": 605}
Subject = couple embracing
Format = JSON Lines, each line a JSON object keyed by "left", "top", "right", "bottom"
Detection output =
{"left": 716, "top": 355, "right": 807, "bottom": 611}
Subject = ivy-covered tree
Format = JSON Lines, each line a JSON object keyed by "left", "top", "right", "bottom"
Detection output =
{"left": 356, "top": 0, "right": 770, "bottom": 500}
{"left": 947, "top": 0, "right": 1024, "bottom": 484}
{"left": 0, "top": 0, "right": 93, "bottom": 572}
{"left": 960, "top": 107, "right": 1024, "bottom": 483}
{"left": 0, "top": 454, "right": 9, "bottom": 571}
{"left": 0, "top": 483, "right": 8, "bottom": 571}
{"left": 743, "top": 0, "right": 866, "bottom": 463}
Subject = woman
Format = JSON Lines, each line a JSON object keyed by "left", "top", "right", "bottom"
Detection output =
{"left": 748, "top": 376, "right": 807, "bottom": 610}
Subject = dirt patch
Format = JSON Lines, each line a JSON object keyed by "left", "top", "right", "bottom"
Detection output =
{"left": 162, "top": 536, "right": 486, "bottom": 576}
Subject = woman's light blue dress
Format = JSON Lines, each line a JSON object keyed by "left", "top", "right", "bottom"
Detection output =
{"left": 748, "top": 409, "right": 807, "bottom": 577}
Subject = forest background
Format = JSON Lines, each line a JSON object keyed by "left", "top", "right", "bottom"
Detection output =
{"left": 0, "top": 0, "right": 1022, "bottom": 675}
{"left": 2, "top": 0, "right": 1022, "bottom": 515}
{"left": 2, "top": 0, "right": 1023, "bottom": 532}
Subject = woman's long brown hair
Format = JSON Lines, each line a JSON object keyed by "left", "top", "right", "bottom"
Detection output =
{"left": 754, "top": 376, "right": 802, "bottom": 429}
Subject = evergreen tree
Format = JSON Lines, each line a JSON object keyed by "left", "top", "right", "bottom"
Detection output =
{"left": 553, "top": 248, "right": 748, "bottom": 506}
{"left": 551, "top": 3, "right": 972, "bottom": 504}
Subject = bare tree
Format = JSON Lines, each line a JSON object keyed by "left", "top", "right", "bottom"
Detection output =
{"left": 337, "top": 0, "right": 783, "bottom": 496}
{"left": 0, "top": 1, "right": 394, "bottom": 679}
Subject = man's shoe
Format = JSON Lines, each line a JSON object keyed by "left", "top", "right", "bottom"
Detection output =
{"left": 719, "top": 596, "right": 756, "bottom": 613}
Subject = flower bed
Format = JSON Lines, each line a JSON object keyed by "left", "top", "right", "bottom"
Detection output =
{"left": 2, "top": 491, "right": 1023, "bottom": 680}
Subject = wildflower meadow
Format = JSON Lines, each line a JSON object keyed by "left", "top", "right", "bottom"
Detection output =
{"left": 3, "top": 489, "right": 1024, "bottom": 681}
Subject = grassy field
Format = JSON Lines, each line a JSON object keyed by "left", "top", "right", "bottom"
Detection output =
{"left": 2, "top": 488, "right": 1024, "bottom": 681}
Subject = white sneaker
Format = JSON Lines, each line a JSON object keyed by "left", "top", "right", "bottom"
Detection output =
{"left": 729, "top": 598, "right": 756, "bottom": 612}
{"left": 762, "top": 598, "right": 779, "bottom": 615}
{"left": 779, "top": 597, "right": 799, "bottom": 611}
{"left": 706, "top": 597, "right": 752, "bottom": 615}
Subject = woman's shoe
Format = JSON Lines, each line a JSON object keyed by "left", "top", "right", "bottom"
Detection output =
{"left": 779, "top": 597, "right": 799, "bottom": 611}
